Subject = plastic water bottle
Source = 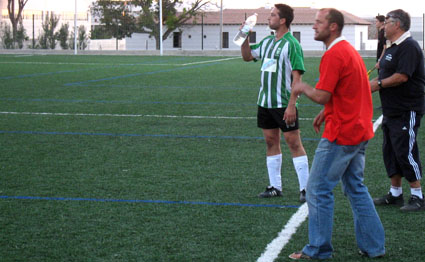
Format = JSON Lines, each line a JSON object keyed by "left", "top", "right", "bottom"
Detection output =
{"left": 233, "top": 13, "right": 258, "bottom": 46}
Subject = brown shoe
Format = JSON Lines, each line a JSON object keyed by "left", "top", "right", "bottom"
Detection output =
{"left": 289, "top": 251, "right": 311, "bottom": 260}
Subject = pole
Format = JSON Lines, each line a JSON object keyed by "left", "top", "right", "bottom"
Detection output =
{"left": 74, "top": 0, "right": 77, "bottom": 55}
{"left": 201, "top": 12, "right": 204, "bottom": 50}
{"left": 219, "top": 0, "right": 223, "bottom": 49}
{"left": 32, "top": 14, "right": 35, "bottom": 48}
{"left": 159, "top": 0, "right": 163, "bottom": 56}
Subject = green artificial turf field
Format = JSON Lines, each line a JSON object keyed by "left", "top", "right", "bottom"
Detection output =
{"left": 0, "top": 54, "right": 423, "bottom": 261}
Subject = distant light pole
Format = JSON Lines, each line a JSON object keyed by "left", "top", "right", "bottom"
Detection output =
{"left": 201, "top": 12, "right": 204, "bottom": 50}
{"left": 74, "top": 0, "right": 77, "bottom": 55}
{"left": 159, "top": 0, "right": 163, "bottom": 56}
{"left": 219, "top": 0, "right": 223, "bottom": 50}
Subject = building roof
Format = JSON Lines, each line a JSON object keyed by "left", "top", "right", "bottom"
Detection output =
{"left": 187, "top": 7, "right": 371, "bottom": 26}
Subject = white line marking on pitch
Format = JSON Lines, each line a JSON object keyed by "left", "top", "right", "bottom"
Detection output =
{"left": 256, "top": 114, "right": 384, "bottom": 262}
{"left": 0, "top": 57, "right": 238, "bottom": 67}
{"left": 180, "top": 57, "right": 239, "bottom": 66}
{"left": 0, "top": 111, "right": 314, "bottom": 121}
{"left": 373, "top": 115, "right": 383, "bottom": 132}
{"left": 257, "top": 203, "right": 309, "bottom": 262}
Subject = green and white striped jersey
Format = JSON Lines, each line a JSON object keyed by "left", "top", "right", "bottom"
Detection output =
{"left": 250, "top": 32, "right": 305, "bottom": 108}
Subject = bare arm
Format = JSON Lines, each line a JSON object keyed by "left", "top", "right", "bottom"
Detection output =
{"left": 292, "top": 81, "right": 332, "bottom": 105}
{"left": 370, "top": 73, "right": 409, "bottom": 93}
{"left": 291, "top": 81, "right": 330, "bottom": 132}
{"left": 241, "top": 36, "right": 253, "bottom": 61}
{"left": 283, "top": 70, "right": 303, "bottom": 125}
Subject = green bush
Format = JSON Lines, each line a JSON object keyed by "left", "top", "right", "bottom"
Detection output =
{"left": 38, "top": 13, "right": 59, "bottom": 49}
{"left": 0, "top": 21, "right": 27, "bottom": 49}
{"left": 0, "top": 22, "right": 14, "bottom": 49}
{"left": 57, "top": 23, "right": 70, "bottom": 50}
{"left": 69, "top": 25, "right": 89, "bottom": 50}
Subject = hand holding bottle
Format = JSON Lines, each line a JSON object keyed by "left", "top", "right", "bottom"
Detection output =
{"left": 233, "top": 13, "right": 258, "bottom": 46}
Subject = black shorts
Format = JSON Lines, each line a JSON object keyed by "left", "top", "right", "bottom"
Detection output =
{"left": 257, "top": 106, "right": 299, "bottom": 132}
{"left": 382, "top": 111, "right": 423, "bottom": 182}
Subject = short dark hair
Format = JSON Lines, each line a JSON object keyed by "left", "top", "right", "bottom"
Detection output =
{"left": 386, "top": 9, "right": 410, "bottom": 31}
{"left": 321, "top": 8, "right": 344, "bottom": 33}
{"left": 375, "top": 15, "right": 385, "bottom": 22}
{"left": 275, "top": 4, "right": 294, "bottom": 28}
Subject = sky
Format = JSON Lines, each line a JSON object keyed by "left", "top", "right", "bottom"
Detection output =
{"left": 25, "top": 0, "right": 92, "bottom": 12}
{"left": 211, "top": 0, "right": 424, "bottom": 18}
{"left": 24, "top": 0, "right": 424, "bottom": 18}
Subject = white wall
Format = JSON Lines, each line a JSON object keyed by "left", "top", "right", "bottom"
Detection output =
{"left": 88, "top": 39, "right": 126, "bottom": 50}
{"left": 125, "top": 24, "right": 370, "bottom": 51}
{"left": 291, "top": 25, "right": 325, "bottom": 51}
{"left": 411, "top": 16, "right": 424, "bottom": 49}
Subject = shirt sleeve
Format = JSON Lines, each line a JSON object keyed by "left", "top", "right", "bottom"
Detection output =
{"left": 289, "top": 41, "right": 306, "bottom": 74}
{"left": 250, "top": 42, "right": 262, "bottom": 61}
{"left": 315, "top": 52, "right": 341, "bottom": 94}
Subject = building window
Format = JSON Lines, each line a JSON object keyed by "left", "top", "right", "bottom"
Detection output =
{"left": 173, "top": 32, "right": 182, "bottom": 48}
{"left": 222, "top": 32, "right": 229, "bottom": 48}
{"left": 249, "top": 31, "right": 256, "bottom": 43}
{"left": 293, "top": 31, "right": 301, "bottom": 43}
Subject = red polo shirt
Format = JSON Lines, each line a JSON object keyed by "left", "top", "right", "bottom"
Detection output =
{"left": 316, "top": 39, "right": 374, "bottom": 145}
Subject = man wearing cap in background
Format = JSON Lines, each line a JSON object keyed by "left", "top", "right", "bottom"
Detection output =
{"left": 375, "top": 14, "right": 386, "bottom": 69}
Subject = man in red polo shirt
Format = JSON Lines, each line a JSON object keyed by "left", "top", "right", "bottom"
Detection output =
{"left": 287, "top": 8, "right": 385, "bottom": 260}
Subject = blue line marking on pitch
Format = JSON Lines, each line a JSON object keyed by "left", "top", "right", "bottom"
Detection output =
{"left": 64, "top": 62, "right": 220, "bottom": 87}
{"left": 0, "top": 130, "right": 321, "bottom": 141}
{"left": 0, "top": 195, "right": 299, "bottom": 209}
{"left": 0, "top": 57, "right": 222, "bottom": 80}
{"left": 0, "top": 66, "right": 115, "bottom": 80}
{"left": 0, "top": 69, "right": 88, "bottom": 80}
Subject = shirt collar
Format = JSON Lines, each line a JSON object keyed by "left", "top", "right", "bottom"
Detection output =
{"left": 327, "top": 36, "right": 346, "bottom": 50}
{"left": 386, "top": 31, "right": 411, "bottom": 47}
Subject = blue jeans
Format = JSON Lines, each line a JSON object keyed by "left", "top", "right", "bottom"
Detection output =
{"left": 302, "top": 139, "right": 385, "bottom": 259}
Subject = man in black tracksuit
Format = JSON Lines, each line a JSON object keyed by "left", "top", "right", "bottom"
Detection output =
{"left": 370, "top": 9, "right": 425, "bottom": 212}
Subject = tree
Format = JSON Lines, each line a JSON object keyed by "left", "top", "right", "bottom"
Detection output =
{"left": 90, "top": 25, "right": 113, "bottom": 39}
{"left": 0, "top": 22, "right": 14, "bottom": 49}
{"left": 15, "top": 20, "right": 28, "bottom": 48}
{"left": 7, "top": 0, "right": 29, "bottom": 48}
{"left": 57, "top": 23, "right": 70, "bottom": 50}
{"left": 77, "top": 25, "right": 89, "bottom": 50}
{"left": 92, "top": 0, "right": 212, "bottom": 50}
{"left": 69, "top": 25, "right": 89, "bottom": 50}
{"left": 38, "top": 13, "right": 59, "bottom": 49}
{"left": 1, "top": 21, "right": 27, "bottom": 49}
{"left": 135, "top": 0, "right": 211, "bottom": 50}
{"left": 91, "top": 0, "right": 137, "bottom": 49}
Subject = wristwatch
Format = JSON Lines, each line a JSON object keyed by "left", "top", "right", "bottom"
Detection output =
{"left": 377, "top": 79, "right": 383, "bottom": 88}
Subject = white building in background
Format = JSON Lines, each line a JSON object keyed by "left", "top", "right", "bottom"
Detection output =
{"left": 126, "top": 7, "right": 373, "bottom": 51}
{"left": 0, "top": 0, "right": 423, "bottom": 51}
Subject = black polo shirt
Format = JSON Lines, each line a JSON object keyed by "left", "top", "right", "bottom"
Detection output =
{"left": 378, "top": 36, "right": 425, "bottom": 116}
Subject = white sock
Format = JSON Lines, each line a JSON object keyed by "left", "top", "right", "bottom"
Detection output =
{"left": 293, "top": 155, "right": 309, "bottom": 191}
{"left": 390, "top": 186, "right": 402, "bottom": 197}
{"left": 267, "top": 154, "right": 282, "bottom": 191}
{"left": 411, "top": 187, "right": 423, "bottom": 199}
